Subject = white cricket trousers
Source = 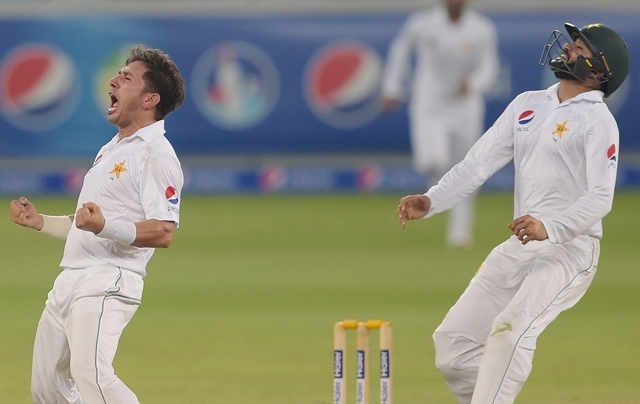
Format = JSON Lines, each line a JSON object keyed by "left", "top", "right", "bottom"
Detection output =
{"left": 433, "top": 235, "right": 599, "bottom": 403}
{"left": 32, "top": 266, "right": 143, "bottom": 403}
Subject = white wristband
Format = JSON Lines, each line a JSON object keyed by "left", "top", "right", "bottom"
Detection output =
{"left": 38, "top": 215, "right": 72, "bottom": 240}
{"left": 96, "top": 220, "right": 137, "bottom": 245}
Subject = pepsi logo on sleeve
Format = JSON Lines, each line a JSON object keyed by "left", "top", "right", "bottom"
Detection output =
{"left": 607, "top": 144, "right": 617, "bottom": 168}
{"left": 165, "top": 186, "right": 180, "bottom": 215}
{"left": 165, "top": 186, "right": 179, "bottom": 205}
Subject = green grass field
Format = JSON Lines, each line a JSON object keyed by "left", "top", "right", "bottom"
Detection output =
{"left": 1, "top": 193, "right": 639, "bottom": 403}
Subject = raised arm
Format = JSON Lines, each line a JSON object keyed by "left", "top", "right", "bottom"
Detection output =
{"left": 10, "top": 197, "right": 73, "bottom": 240}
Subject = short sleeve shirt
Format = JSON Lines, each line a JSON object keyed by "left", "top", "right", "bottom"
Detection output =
{"left": 60, "top": 120, "right": 183, "bottom": 277}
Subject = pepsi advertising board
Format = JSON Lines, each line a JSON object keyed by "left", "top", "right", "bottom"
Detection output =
{"left": 0, "top": 10, "right": 638, "bottom": 160}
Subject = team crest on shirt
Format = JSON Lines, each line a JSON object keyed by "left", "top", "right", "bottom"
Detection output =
{"left": 607, "top": 144, "right": 617, "bottom": 168}
{"left": 109, "top": 161, "right": 127, "bottom": 179}
{"left": 552, "top": 120, "right": 569, "bottom": 142}
{"left": 516, "top": 110, "right": 534, "bottom": 132}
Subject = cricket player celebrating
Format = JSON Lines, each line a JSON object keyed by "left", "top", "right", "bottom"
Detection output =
{"left": 381, "top": 0, "right": 499, "bottom": 249}
{"left": 397, "top": 23, "right": 629, "bottom": 403}
{"left": 10, "top": 45, "right": 186, "bottom": 403}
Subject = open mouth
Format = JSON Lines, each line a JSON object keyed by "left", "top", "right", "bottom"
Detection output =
{"left": 108, "top": 92, "right": 119, "bottom": 114}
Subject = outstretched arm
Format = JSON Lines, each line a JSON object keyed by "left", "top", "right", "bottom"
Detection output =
{"left": 380, "top": 13, "right": 418, "bottom": 103}
{"left": 467, "top": 20, "right": 499, "bottom": 96}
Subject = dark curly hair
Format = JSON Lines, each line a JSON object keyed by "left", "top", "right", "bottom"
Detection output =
{"left": 126, "top": 45, "right": 186, "bottom": 120}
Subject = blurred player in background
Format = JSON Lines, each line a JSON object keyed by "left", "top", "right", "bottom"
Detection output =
{"left": 397, "top": 22, "right": 629, "bottom": 403}
{"left": 9, "top": 45, "right": 186, "bottom": 403}
{"left": 381, "top": 0, "right": 499, "bottom": 249}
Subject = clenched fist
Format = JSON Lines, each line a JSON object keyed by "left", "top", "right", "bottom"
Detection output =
{"left": 9, "top": 197, "right": 43, "bottom": 230}
{"left": 75, "top": 202, "right": 106, "bottom": 234}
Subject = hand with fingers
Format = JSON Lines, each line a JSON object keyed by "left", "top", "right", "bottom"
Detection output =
{"left": 397, "top": 194, "right": 431, "bottom": 229}
{"left": 9, "top": 197, "right": 44, "bottom": 230}
{"left": 508, "top": 214, "right": 548, "bottom": 245}
{"left": 75, "top": 202, "right": 106, "bottom": 234}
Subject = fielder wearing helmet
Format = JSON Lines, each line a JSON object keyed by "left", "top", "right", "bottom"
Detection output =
{"left": 398, "top": 20, "right": 631, "bottom": 404}
{"left": 540, "top": 22, "right": 630, "bottom": 97}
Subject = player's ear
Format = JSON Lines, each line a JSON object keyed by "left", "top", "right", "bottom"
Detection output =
{"left": 142, "top": 93, "right": 160, "bottom": 110}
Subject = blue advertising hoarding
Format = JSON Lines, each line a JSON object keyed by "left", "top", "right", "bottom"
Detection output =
{"left": 0, "top": 11, "right": 638, "bottom": 194}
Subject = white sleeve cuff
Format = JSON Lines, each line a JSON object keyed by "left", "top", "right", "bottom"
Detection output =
{"left": 96, "top": 220, "right": 137, "bottom": 245}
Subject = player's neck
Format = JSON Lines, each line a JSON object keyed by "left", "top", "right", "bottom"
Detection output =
{"left": 446, "top": 5, "right": 464, "bottom": 23}
{"left": 117, "top": 118, "right": 157, "bottom": 141}
{"left": 448, "top": 11, "right": 463, "bottom": 23}
{"left": 556, "top": 80, "right": 599, "bottom": 103}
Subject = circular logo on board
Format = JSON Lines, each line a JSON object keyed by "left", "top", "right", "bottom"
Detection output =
{"left": 191, "top": 41, "right": 280, "bottom": 130}
{"left": 0, "top": 44, "right": 81, "bottom": 132}
{"left": 304, "top": 41, "right": 382, "bottom": 129}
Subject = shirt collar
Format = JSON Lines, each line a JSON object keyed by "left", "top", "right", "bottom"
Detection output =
{"left": 111, "top": 120, "right": 166, "bottom": 144}
{"left": 546, "top": 82, "right": 605, "bottom": 105}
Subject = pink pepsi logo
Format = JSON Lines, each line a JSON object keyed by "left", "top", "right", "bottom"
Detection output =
{"left": 304, "top": 41, "right": 382, "bottom": 129}
{"left": 165, "top": 186, "right": 179, "bottom": 205}
{"left": 356, "top": 165, "right": 382, "bottom": 191}
{"left": 259, "top": 166, "right": 286, "bottom": 192}
{"left": 518, "top": 110, "right": 535, "bottom": 125}
{"left": 0, "top": 44, "right": 80, "bottom": 131}
{"left": 63, "top": 167, "right": 87, "bottom": 193}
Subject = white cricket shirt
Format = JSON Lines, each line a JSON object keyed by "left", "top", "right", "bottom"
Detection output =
{"left": 60, "top": 120, "right": 183, "bottom": 277}
{"left": 381, "top": 6, "right": 498, "bottom": 108}
{"left": 425, "top": 83, "right": 619, "bottom": 243}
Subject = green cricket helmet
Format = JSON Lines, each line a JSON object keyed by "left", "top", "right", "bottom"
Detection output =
{"left": 563, "top": 23, "right": 630, "bottom": 97}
